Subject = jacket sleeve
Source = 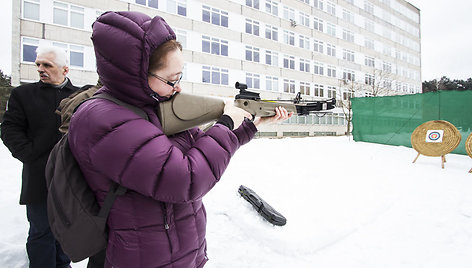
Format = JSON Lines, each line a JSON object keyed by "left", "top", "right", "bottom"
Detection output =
{"left": 69, "top": 102, "right": 255, "bottom": 204}
{"left": 1, "top": 89, "right": 44, "bottom": 163}
{"left": 189, "top": 119, "right": 257, "bottom": 147}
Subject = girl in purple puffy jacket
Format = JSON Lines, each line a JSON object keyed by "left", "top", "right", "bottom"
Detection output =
{"left": 68, "top": 11, "right": 290, "bottom": 267}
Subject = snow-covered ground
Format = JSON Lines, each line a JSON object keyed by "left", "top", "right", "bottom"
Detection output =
{"left": 1, "top": 136, "right": 472, "bottom": 268}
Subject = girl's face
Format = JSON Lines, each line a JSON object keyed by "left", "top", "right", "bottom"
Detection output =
{"left": 148, "top": 48, "right": 184, "bottom": 98}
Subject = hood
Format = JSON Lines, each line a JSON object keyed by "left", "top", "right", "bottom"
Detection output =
{"left": 91, "top": 11, "right": 176, "bottom": 107}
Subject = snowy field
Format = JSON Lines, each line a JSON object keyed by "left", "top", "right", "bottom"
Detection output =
{"left": 1, "top": 136, "right": 472, "bottom": 268}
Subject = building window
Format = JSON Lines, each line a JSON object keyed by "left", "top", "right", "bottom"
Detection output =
{"left": 365, "top": 19, "right": 374, "bottom": 32}
{"left": 245, "top": 46, "right": 260, "bottom": 62}
{"left": 314, "top": 39, "right": 324, "bottom": 54}
{"left": 69, "top": 45, "right": 84, "bottom": 67}
{"left": 314, "top": 84, "right": 324, "bottom": 97}
{"left": 343, "top": 90, "right": 354, "bottom": 100}
{"left": 283, "top": 6, "right": 295, "bottom": 21}
{"left": 383, "top": 62, "right": 392, "bottom": 73}
{"left": 265, "top": 25, "right": 278, "bottom": 41}
{"left": 300, "top": 81, "right": 311, "bottom": 95}
{"left": 327, "top": 65, "right": 336, "bottom": 77}
{"left": 23, "top": 0, "right": 40, "bottom": 20}
{"left": 365, "top": 74, "right": 374, "bottom": 85}
{"left": 202, "top": 66, "right": 228, "bottom": 85}
{"left": 167, "top": 0, "right": 186, "bottom": 16}
{"left": 365, "top": 56, "right": 375, "bottom": 67}
{"left": 283, "top": 55, "right": 295, "bottom": 69}
{"left": 246, "top": 0, "right": 260, "bottom": 9}
{"left": 283, "top": 30, "right": 295, "bottom": 46}
{"left": 22, "top": 37, "right": 39, "bottom": 63}
{"left": 343, "top": 69, "right": 355, "bottom": 81}
{"left": 314, "top": 62, "right": 324, "bottom": 75}
{"left": 299, "top": 35, "right": 310, "bottom": 49}
{"left": 327, "top": 86, "right": 336, "bottom": 98}
{"left": 365, "top": 1, "right": 374, "bottom": 14}
{"left": 342, "top": 29, "right": 354, "bottom": 42}
{"left": 265, "top": 0, "right": 278, "bottom": 16}
{"left": 202, "top": 6, "right": 228, "bottom": 27}
{"left": 176, "top": 29, "right": 187, "bottom": 48}
{"left": 343, "top": 49, "right": 355, "bottom": 62}
{"left": 327, "top": 1, "right": 336, "bottom": 16}
{"left": 327, "top": 43, "right": 336, "bottom": 57}
{"left": 136, "top": 0, "right": 158, "bottom": 9}
{"left": 265, "top": 50, "right": 278, "bottom": 66}
{"left": 53, "top": 1, "right": 84, "bottom": 29}
{"left": 384, "top": 45, "right": 392, "bottom": 56}
{"left": 313, "top": 17, "right": 324, "bottom": 32}
{"left": 365, "top": 38, "right": 374, "bottom": 50}
{"left": 266, "top": 76, "right": 279, "bottom": 91}
{"left": 245, "top": 19, "right": 260, "bottom": 36}
{"left": 314, "top": 0, "right": 324, "bottom": 10}
{"left": 327, "top": 23, "right": 336, "bottom": 37}
{"left": 283, "top": 79, "right": 295, "bottom": 93}
{"left": 342, "top": 9, "right": 354, "bottom": 23}
{"left": 300, "top": 58, "right": 310, "bottom": 72}
{"left": 299, "top": 12, "right": 310, "bottom": 27}
{"left": 246, "top": 73, "right": 260, "bottom": 89}
{"left": 53, "top": 41, "right": 84, "bottom": 68}
{"left": 202, "top": 36, "right": 228, "bottom": 56}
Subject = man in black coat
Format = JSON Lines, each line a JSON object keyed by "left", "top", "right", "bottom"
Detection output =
{"left": 1, "top": 46, "right": 79, "bottom": 267}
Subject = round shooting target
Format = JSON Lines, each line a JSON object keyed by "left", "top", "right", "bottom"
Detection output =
{"left": 428, "top": 131, "right": 441, "bottom": 141}
{"left": 425, "top": 129, "right": 444, "bottom": 143}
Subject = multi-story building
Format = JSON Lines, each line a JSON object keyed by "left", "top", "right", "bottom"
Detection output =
{"left": 12, "top": 0, "right": 421, "bottom": 136}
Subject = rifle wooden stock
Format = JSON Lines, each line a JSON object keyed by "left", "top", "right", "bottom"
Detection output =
{"left": 156, "top": 92, "right": 298, "bottom": 135}
{"left": 156, "top": 92, "right": 224, "bottom": 136}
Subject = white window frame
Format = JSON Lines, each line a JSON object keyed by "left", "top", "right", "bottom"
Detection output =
{"left": 265, "top": 0, "right": 278, "bottom": 16}
{"left": 23, "top": 0, "right": 40, "bottom": 21}
{"left": 265, "top": 50, "right": 279, "bottom": 66}
{"left": 246, "top": 19, "right": 260, "bottom": 36}
{"left": 265, "top": 25, "right": 278, "bottom": 41}
{"left": 266, "top": 76, "right": 279, "bottom": 91}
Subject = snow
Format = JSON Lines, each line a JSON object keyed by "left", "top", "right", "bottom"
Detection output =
{"left": 1, "top": 136, "right": 472, "bottom": 267}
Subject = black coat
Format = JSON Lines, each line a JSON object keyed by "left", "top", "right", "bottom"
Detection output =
{"left": 1, "top": 79, "right": 78, "bottom": 204}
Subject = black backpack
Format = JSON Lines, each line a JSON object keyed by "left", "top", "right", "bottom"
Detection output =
{"left": 45, "top": 93, "right": 148, "bottom": 262}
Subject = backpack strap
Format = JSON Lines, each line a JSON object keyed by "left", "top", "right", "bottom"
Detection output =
{"left": 91, "top": 93, "right": 149, "bottom": 121}
{"left": 82, "top": 93, "right": 149, "bottom": 219}
{"left": 98, "top": 183, "right": 127, "bottom": 218}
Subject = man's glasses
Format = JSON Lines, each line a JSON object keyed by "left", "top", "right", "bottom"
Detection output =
{"left": 149, "top": 72, "right": 183, "bottom": 88}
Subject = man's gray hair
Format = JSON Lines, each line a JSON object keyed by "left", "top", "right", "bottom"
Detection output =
{"left": 36, "top": 45, "right": 69, "bottom": 68}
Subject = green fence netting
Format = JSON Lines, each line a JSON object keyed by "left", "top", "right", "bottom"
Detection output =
{"left": 351, "top": 90, "right": 472, "bottom": 155}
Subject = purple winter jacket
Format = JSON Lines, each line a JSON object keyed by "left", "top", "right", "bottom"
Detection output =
{"left": 68, "top": 11, "right": 257, "bottom": 267}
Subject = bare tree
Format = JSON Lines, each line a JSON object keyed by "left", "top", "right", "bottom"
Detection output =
{"left": 337, "top": 69, "right": 396, "bottom": 135}
{"left": 337, "top": 79, "right": 360, "bottom": 136}
{"left": 363, "top": 69, "right": 396, "bottom": 97}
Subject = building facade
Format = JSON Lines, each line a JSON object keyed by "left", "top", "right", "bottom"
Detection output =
{"left": 12, "top": 0, "right": 421, "bottom": 136}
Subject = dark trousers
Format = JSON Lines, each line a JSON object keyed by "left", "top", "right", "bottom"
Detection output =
{"left": 26, "top": 202, "right": 71, "bottom": 268}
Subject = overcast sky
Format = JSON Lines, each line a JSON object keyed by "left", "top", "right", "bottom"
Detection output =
{"left": 0, "top": 0, "right": 471, "bottom": 81}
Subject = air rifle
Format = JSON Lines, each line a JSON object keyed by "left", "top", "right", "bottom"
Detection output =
{"left": 157, "top": 82, "right": 336, "bottom": 135}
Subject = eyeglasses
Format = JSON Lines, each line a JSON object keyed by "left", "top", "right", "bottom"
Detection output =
{"left": 149, "top": 72, "right": 183, "bottom": 89}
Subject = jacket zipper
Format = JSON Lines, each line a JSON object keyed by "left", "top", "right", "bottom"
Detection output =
{"left": 50, "top": 183, "right": 71, "bottom": 226}
{"left": 161, "top": 203, "right": 173, "bottom": 253}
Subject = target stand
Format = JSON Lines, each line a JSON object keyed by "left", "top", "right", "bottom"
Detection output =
{"left": 465, "top": 133, "right": 472, "bottom": 173}
{"left": 411, "top": 120, "right": 461, "bottom": 169}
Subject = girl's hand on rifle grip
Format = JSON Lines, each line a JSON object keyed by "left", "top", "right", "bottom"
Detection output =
{"left": 223, "top": 101, "right": 252, "bottom": 129}
{"left": 254, "top": 106, "right": 293, "bottom": 127}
